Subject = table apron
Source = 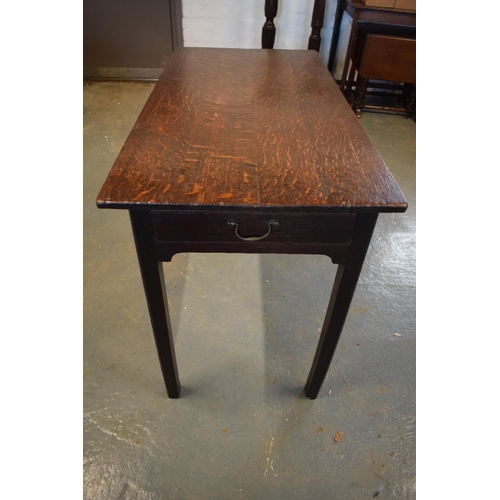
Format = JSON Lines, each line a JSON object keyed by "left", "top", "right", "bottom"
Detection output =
{"left": 150, "top": 210, "right": 358, "bottom": 263}
{"left": 152, "top": 210, "right": 356, "bottom": 242}
{"left": 153, "top": 240, "right": 352, "bottom": 264}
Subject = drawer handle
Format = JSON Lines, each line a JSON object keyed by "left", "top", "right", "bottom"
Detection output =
{"left": 227, "top": 220, "right": 280, "bottom": 242}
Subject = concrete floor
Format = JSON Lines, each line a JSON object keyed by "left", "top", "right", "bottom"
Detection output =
{"left": 83, "top": 81, "right": 416, "bottom": 500}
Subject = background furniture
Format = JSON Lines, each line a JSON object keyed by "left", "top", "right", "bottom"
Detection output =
{"left": 327, "top": 0, "right": 416, "bottom": 94}
{"left": 351, "top": 22, "right": 416, "bottom": 118}
{"left": 262, "top": 0, "right": 327, "bottom": 51}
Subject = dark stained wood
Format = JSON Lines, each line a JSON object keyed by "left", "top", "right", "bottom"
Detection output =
{"left": 97, "top": 48, "right": 407, "bottom": 213}
{"left": 97, "top": 47, "right": 408, "bottom": 399}
{"left": 151, "top": 211, "right": 356, "bottom": 243}
{"left": 358, "top": 34, "right": 416, "bottom": 83}
{"left": 262, "top": 0, "right": 278, "bottom": 49}
{"left": 351, "top": 24, "right": 416, "bottom": 118}
{"left": 326, "top": 0, "right": 416, "bottom": 93}
{"left": 305, "top": 212, "right": 378, "bottom": 399}
{"left": 251, "top": 50, "right": 406, "bottom": 211}
{"left": 129, "top": 210, "right": 181, "bottom": 398}
{"left": 308, "top": 0, "right": 326, "bottom": 52}
{"left": 153, "top": 240, "right": 352, "bottom": 264}
{"left": 354, "top": 76, "right": 368, "bottom": 119}
{"left": 151, "top": 209, "right": 357, "bottom": 263}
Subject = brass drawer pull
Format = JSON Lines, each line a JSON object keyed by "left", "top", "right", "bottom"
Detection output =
{"left": 228, "top": 220, "right": 280, "bottom": 242}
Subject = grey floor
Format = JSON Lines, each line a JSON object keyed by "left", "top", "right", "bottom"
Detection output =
{"left": 84, "top": 82, "right": 416, "bottom": 500}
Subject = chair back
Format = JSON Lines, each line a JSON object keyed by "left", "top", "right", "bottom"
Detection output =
{"left": 262, "top": 0, "right": 327, "bottom": 52}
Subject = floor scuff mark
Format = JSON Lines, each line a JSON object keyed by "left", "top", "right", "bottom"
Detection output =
{"left": 264, "top": 436, "right": 275, "bottom": 479}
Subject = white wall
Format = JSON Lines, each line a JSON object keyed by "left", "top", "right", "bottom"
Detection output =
{"left": 182, "top": 0, "right": 351, "bottom": 77}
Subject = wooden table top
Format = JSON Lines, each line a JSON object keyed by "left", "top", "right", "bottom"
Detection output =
{"left": 97, "top": 48, "right": 407, "bottom": 213}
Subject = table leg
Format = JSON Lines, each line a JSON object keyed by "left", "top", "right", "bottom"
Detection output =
{"left": 304, "top": 213, "right": 378, "bottom": 399}
{"left": 129, "top": 210, "right": 181, "bottom": 398}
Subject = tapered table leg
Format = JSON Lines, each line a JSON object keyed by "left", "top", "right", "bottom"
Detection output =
{"left": 129, "top": 210, "right": 181, "bottom": 398}
{"left": 305, "top": 213, "right": 378, "bottom": 399}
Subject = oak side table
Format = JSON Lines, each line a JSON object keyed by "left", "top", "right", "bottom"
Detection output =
{"left": 97, "top": 48, "right": 407, "bottom": 399}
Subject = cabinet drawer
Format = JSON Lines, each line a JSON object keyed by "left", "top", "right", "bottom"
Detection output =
{"left": 152, "top": 211, "right": 357, "bottom": 244}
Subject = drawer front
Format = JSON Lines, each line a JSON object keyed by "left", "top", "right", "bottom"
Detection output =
{"left": 152, "top": 211, "right": 357, "bottom": 245}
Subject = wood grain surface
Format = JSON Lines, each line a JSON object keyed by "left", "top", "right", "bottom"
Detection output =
{"left": 97, "top": 48, "right": 407, "bottom": 213}
{"left": 358, "top": 34, "right": 416, "bottom": 83}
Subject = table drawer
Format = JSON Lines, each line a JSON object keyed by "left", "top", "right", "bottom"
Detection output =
{"left": 151, "top": 211, "right": 357, "bottom": 244}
